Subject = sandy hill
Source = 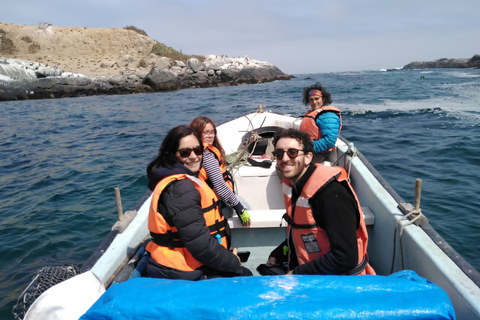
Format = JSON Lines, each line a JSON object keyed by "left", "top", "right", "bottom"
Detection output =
{"left": 0, "top": 22, "right": 158, "bottom": 77}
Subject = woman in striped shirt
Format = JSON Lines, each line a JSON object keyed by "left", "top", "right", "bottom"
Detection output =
{"left": 190, "top": 116, "right": 251, "bottom": 227}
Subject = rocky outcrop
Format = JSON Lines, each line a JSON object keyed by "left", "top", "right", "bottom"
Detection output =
{"left": 0, "top": 58, "right": 151, "bottom": 100}
{"left": 402, "top": 55, "right": 480, "bottom": 69}
{"left": 0, "top": 55, "right": 293, "bottom": 101}
{"left": 0, "top": 22, "right": 292, "bottom": 101}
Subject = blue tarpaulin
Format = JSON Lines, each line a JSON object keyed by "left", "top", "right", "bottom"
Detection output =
{"left": 81, "top": 270, "right": 455, "bottom": 319}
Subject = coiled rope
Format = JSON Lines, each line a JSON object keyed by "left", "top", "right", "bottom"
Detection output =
{"left": 390, "top": 179, "right": 427, "bottom": 273}
{"left": 227, "top": 112, "right": 266, "bottom": 173}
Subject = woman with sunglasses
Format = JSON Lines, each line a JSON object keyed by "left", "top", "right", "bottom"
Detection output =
{"left": 145, "top": 125, "right": 252, "bottom": 280}
{"left": 300, "top": 83, "right": 342, "bottom": 163}
{"left": 190, "top": 116, "right": 251, "bottom": 227}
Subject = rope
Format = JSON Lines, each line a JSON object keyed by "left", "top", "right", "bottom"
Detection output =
{"left": 227, "top": 113, "right": 266, "bottom": 173}
{"left": 336, "top": 146, "right": 358, "bottom": 182}
{"left": 390, "top": 209, "right": 425, "bottom": 273}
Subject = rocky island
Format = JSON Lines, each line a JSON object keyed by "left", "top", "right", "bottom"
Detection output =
{"left": 402, "top": 55, "right": 480, "bottom": 69}
{"left": 0, "top": 22, "right": 292, "bottom": 101}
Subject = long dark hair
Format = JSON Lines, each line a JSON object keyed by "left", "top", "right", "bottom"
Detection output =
{"left": 147, "top": 125, "right": 202, "bottom": 172}
{"left": 189, "top": 116, "right": 226, "bottom": 166}
{"left": 302, "top": 83, "right": 332, "bottom": 106}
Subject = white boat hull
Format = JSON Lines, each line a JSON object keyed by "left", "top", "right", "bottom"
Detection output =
{"left": 24, "top": 110, "right": 480, "bottom": 320}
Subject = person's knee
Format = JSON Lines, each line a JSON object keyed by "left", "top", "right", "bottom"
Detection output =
{"left": 236, "top": 266, "right": 253, "bottom": 277}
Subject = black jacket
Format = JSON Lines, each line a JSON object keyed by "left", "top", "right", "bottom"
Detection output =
{"left": 147, "top": 162, "right": 241, "bottom": 278}
{"left": 269, "top": 164, "right": 359, "bottom": 275}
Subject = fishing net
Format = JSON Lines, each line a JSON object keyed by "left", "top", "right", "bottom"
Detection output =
{"left": 226, "top": 151, "right": 249, "bottom": 169}
{"left": 12, "top": 265, "right": 80, "bottom": 320}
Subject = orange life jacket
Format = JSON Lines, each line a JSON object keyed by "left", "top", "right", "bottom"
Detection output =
{"left": 198, "top": 143, "right": 233, "bottom": 191}
{"left": 299, "top": 106, "right": 342, "bottom": 154}
{"left": 145, "top": 173, "right": 228, "bottom": 272}
{"left": 281, "top": 164, "right": 375, "bottom": 275}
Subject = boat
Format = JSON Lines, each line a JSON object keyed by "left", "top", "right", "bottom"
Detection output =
{"left": 16, "top": 109, "right": 480, "bottom": 319}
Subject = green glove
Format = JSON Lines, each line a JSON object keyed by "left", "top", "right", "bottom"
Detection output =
{"left": 238, "top": 209, "right": 250, "bottom": 224}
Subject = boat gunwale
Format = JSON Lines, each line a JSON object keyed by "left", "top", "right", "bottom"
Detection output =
{"left": 338, "top": 135, "right": 480, "bottom": 287}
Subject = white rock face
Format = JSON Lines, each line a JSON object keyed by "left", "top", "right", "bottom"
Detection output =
{"left": 187, "top": 58, "right": 203, "bottom": 72}
{"left": 0, "top": 63, "right": 37, "bottom": 81}
{"left": 174, "top": 60, "right": 186, "bottom": 67}
{"left": 204, "top": 55, "right": 217, "bottom": 60}
{"left": 170, "top": 66, "right": 184, "bottom": 76}
{"left": 0, "top": 58, "right": 91, "bottom": 82}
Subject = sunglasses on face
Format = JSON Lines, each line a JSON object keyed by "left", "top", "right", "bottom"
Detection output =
{"left": 272, "top": 148, "right": 305, "bottom": 160}
{"left": 177, "top": 146, "right": 203, "bottom": 158}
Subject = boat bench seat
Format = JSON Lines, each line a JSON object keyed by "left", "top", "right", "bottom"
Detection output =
{"left": 228, "top": 207, "right": 375, "bottom": 228}
{"left": 232, "top": 163, "right": 375, "bottom": 226}
{"left": 228, "top": 209, "right": 286, "bottom": 228}
{"left": 362, "top": 207, "right": 375, "bottom": 226}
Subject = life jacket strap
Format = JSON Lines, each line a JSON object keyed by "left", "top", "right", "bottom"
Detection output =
{"left": 205, "top": 170, "right": 235, "bottom": 192}
{"left": 208, "top": 219, "right": 228, "bottom": 237}
{"left": 282, "top": 213, "right": 318, "bottom": 229}
{"left": 201, "top": 199, "right": 220, "bottom": 214}
{"left": 347, "top": 255, "right": 367, "bottom": 275}
{"left": 151, "top": 230, "right": 184, "bottom": 249}
{"left": 151, "top": 220, "right": 228, "bottom": 249}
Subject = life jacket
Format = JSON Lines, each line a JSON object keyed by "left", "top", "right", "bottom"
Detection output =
{"left": 299, "top": 106, "right": 342, "bottom": 154}
{"left": 198, "top": 143, "right": 234, "bottom": 191}
{"left": 145, "top": 173, "right": 228, "bottom": 272}
{"left": 281, "top": 164, "right": 375, "bottom": 275}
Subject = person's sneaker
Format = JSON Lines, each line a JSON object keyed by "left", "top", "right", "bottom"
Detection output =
{"left": 247, "top": 155, "right": 273, "bottom": 168}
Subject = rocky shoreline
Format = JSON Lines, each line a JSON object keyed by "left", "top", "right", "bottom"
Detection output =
{"left": 401, "top": 54, "right": 480, "bottom": 70}
{"left": 0, "top": 55, "right": 293, "bottom": 101}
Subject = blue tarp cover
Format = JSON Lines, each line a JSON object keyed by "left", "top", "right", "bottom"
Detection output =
{"left": 81, "top": 270, "right": 455, "bottom": 319}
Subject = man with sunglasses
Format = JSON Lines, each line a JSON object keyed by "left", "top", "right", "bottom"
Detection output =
{"left": 261, "top": 129, "right": 374, "bottom": 276}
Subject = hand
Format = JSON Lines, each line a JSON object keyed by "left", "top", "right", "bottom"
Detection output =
{"left": 232, "top": 248, "right": 241, "bottom": 264}
{"left": 238, "top": 209, "right": 251, "bottom": 227}
{"left": 266, "top": 256, "right": 276, "bottom": 265}
{"left": 286, "top": 270, "right": 294, "bottom": 275}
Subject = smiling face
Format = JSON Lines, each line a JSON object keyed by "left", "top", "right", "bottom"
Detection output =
{"left": 308, "top": 95, "right": 324, "bottom": 110}
{"left": 176, "top": 134, "right": 202, "bottom": 173}
{"left": 201, "top": 122, "right": 216, "bottom": 145}
{"left": 275, "top": 137, "right": 313, "bottom": 184}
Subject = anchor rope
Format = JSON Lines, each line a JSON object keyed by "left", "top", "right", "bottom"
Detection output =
{"left": 390, "top": 209, "right": 425, "bottom": 273}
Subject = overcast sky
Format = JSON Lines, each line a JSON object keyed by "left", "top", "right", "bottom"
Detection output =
{"left": 2, "top": 0, "right": 479, "bottom": 74}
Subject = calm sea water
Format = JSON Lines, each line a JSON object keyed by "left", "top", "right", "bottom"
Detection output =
{"left": 1, "top": 68, "right": 479, "bottom": 319}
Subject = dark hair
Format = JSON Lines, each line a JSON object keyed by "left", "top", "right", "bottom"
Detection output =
{"left": 302, "top": 83, "right": 332, "bottom": 106}
{"left": 272, "top": 128, "right": 314, "bottom": 154}
{"left": 189, "top": 116, "right": 226, "bottom": 166}
{"left": 148, "top": 125, "right": 202, "bottom": 171}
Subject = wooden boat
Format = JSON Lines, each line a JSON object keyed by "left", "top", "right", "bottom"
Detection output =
{"left": 20, "top": 110, "right": 480, "bottom": 319}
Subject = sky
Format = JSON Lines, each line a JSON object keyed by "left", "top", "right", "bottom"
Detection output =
{"left": 2, "top": 0, "right": 479, "bottom": 75}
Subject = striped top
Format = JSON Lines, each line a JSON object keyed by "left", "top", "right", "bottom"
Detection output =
{"left": 202, "top": 149, "right": 242, "bottom": 211}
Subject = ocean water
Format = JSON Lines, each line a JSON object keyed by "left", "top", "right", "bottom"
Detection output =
{"left": 1, "top": 68, "right": 479, "bottom": 319}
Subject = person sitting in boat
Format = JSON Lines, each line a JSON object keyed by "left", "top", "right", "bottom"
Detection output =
{"left": 190, "top": 116, "right": 251, "bottom": 227}
{"left": 145, "top": 125, "right": 252, "bottom": 280}
{"left": 299, "top": 83, "right": 342, "bottom": 163}
{"left": 260, "top": 128, "right": 375, "bottom": 276}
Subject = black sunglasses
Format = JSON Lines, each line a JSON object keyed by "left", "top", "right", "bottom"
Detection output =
{"left": 272, "top": 148, "right": 305, "bottom": 160}
{"left": 177, "top": 146, "right": 203, "bottom": 158}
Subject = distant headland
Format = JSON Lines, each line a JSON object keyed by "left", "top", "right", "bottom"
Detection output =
{"left": 0, "top": 22, "right": 292, "bottom": 101}
{"left": 401, "top": 54, "right": 480, "bottom": 70}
